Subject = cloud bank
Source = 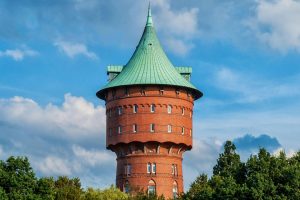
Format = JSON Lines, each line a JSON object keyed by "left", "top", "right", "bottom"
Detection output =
{"left": 0, "top": 94, "right": 114, "bottom": 188}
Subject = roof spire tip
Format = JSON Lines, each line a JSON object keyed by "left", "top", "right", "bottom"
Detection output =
{"left": 146, "top": 2, "right": 153, "bottom": 27}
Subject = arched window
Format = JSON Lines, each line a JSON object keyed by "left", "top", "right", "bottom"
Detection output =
{"left": 150, "top": 104, "right": 155, "bottom": 112}
{"left": 133, "top": 104, "right": 138, "bottom": 113}
{"left": 148, "top": 180, "right": 156, "bottom": 195}
{"left": 124, "top": 180, "right": 130, "bottom": 193}
{"left": 173, "top": 181, "right": 178, "bottom": 198}
{"left": 167, "top": 105, "right": 172, "bottom": 114}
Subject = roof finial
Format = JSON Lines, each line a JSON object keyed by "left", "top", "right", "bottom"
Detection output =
{"left": 146, "top": 2, "right": 153, "bottom": 27}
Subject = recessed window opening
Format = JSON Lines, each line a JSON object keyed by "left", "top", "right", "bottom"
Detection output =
{"left": 124, "top": 180, "right": 130, "bottom": 193}
{"left": 148, "top": 180, "right": 156, "bottom": 195}
{"left": 168, "top": 125, "right": 172, "bottom": 133}
{"left": 147, "top": 163, "right": 151, "bottom": 173}
{"left": 167, "top": 105, "right": 172, "bottom": 114}
{"left": 173, "top": 181, "right": 178, "bottom": 199}
{"left": 133, "top": 105, "right": 138, "bottom": 113}
{"left": 118, "top": 126, "right": 122, "bottom": 134}
{"left": 118, "top": 106, "right": 122, "bottom": 115}
{"left": 152, "top": 163, "right": 156, "bottom": 174}
{"left": 150, "top": 104, "right": 155, "bottom": 112}
{"left": 125, "top": 87, "right": 129, "bottom": 96}
{"left": 150, "top": 124, "right": 155, "bottom": 132}
{"left": 133, "top": 124, "right": 137, "bottom": 133}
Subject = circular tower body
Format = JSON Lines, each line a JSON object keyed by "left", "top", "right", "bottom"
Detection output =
{"left": 97, "top": 6, "right": 202, "bottom": 199}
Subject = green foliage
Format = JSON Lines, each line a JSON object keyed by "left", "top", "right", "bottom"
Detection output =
{"left": 82, "top": 185, "right": 128, "bottom": 200}
{"left": 0, "top": 156, "right": 40, "bottom": 200}
{"left": 0, "top": 187, "right": 8, "bottom": 200}
{"left": 183, "top": 141, "right": 300, "bottom": 200}
{"left": 55, "top": 176, "right": 82, "bottom": 200}
{"left": 35, "top": 177, "right": 55, "bottom": 200}
{"left": 130, "top": 192, "right": 165, "bottom": 200}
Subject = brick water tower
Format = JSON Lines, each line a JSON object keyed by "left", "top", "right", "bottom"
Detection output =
{"left": 96, "top": 5, "right": 202, "bottom": 199}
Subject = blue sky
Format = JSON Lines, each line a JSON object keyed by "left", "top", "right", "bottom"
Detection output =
{"left": 0, "top": 0, "right": 300, "bottom": 190}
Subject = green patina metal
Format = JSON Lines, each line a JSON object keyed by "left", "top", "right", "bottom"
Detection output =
{"left": 97, "top": 5, "right": 202, "bottom": 99}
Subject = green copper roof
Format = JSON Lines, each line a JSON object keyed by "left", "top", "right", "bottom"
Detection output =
{"left": 97, "top": 5, "right": 202, "bottom": 100}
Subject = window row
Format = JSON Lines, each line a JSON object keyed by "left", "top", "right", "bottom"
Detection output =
{"left": 107, "top": 105, "right": 192, "bottom": 117}
{"left": 109, "top": 125, "right": 192, "bottom": 135}
{"left": 123, "top": 163, "right": 178, "bottom": 176}
{"left": 123, "top": 180, "right": 178, "bottom": 197}
{"left": 111, "top": 87, "right": 192, "bottom": 98}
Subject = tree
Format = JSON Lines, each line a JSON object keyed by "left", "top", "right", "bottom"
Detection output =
{"left": 0, "top": 187, "right": 8, "bottom": 200}
{"left": 213, "top": 141, "right": 245, "bottom": 183}
{"left": 54, "top": 176, "right": 82, "bottom": 200}
{"left": 35, "top": 177, "right": 55, "bottom": 200}
{"left": 184, "top": 142, "right": 300, "bottom": 200}
{"left": 82, "top": 185, "right": 128, "bottom": 200}
{"left": 183, "top": 174, "right": 213, "bottom": 200}
{"left": 0, "top": 156, "right": 39, "bottom": 200}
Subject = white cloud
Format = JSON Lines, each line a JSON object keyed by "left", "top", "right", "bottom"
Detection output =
{"left": 0, "top": 94, "right": 115, "bottom": 188}
{"left": 0, "top": 93, "right": 106, "bottom": 140}
{"left": 153, "top": 0, "right": 199, "bottom": 38}
{"left": 38, "top": 156, "right": 72, "bottom": 176}
{"left": 151, "top": 0, "right": 199, "bottom": 56}
{"left": 54, "top": 41, "right": 98, "bottom": 59}
{"left": 0, "top": 48, "right": 38, "bottom": 61}
{"left": 72, "top": 145, "right": 113, "bottom": 167}
{"left": 164, "top": 38, "right": 194, "bottom": 56}
{"left": 249, "top": 0, "right": 300, "bottom": 52}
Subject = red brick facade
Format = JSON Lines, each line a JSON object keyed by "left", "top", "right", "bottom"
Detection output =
{"left": 104, "top": 85, "right": 195, "bottom": 198}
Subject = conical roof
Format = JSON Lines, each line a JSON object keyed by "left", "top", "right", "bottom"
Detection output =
{"left": 97, "top": 5, "right": 202, "bottom": 100}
